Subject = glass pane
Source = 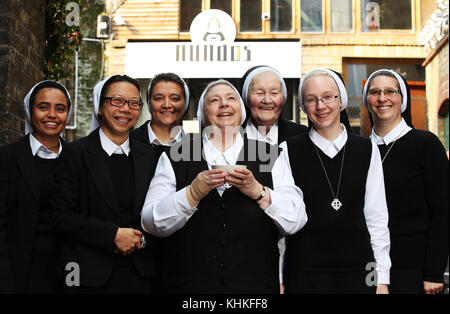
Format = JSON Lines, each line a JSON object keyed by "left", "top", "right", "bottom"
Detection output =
{"left": 270, "top": 0, "right": 293, "bottom": 32}
{"left": 331, "top": 0, "right": 352, "bottom": 32}
{"left": 301, "top": 0, "right": 323, "bottom": 32}
{"left": 240, "top": 0, "right": 262, "bottom": 32}
{"left": 361, "top": 0, "right": 412, "bottom": 31}
{"left": 211, "top": 0, "right": 232, "bottom": 16}
{"left": 180, "top": 0, "right": 202, "bottom": 32}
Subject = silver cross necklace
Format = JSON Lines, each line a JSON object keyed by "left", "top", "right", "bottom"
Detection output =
{"left": 314, "top": 144, "right": 346, "bottom": 211}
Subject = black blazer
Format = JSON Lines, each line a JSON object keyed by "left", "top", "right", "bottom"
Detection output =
{"left": 50, "top": 129, "right": 157, "bottom": 287}
{"left": 0, "top": 135, "right": 64, "bottom": 293}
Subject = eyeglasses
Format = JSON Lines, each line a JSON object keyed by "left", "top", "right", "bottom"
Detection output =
{"left": 303, "top": 95, "right": 339, "bottom": 107}
{"left": 103, "top": 97, "right": 143, "bottom": 110}
{"left": 367, "top": 88, "right": 400, "bottom": 97}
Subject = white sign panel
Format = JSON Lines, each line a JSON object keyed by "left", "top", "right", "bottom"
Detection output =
{"left": 125, "top": 41, "right": 301, "bottom": 78}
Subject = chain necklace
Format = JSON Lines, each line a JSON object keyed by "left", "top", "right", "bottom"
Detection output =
{"left": 381, "top": 140, "right": 396, "bottom": 164}
{"left": 314, "top": 144, "right": 346, "bottom": 211}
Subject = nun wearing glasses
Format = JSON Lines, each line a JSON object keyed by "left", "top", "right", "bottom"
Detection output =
{"left": 131, "top": 72, "right": 189, "bottom": 159}
{"left": 283, "top": 68, "right": 391, "bottom": 294}
{"left": 363, "top": 69, "right": 449, "bottom": 294}
{"left": 50, "top": 75, "right": 157, "bottom": 293}
{"left": 141, "top": 79, "right": 307, "bottom": 294}
{"left": 0, "top": 81, "right": 71, "bottom": 293}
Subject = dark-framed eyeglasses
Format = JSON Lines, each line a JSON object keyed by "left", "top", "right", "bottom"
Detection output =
{"left": 304, "top": 95, "right": 339, "bottom": 107}
{"left": 103, "top": 97, "right": 143, "bottom": 110}
{"left": 368, "top": 88, "right": 400, "bottom": 97}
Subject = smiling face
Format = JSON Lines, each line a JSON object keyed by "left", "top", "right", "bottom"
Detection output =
{"left": 98, "top": 81, "right": 141, "bottom": 138}
{"left": 367, "top": 75, "right": 402, "bottom": 126}
{"left": 248, "top": 71, "right": 285, "bottom": 127}
{"left": 149, "top": 81, "right": 185, "bottom": 129}
{"left": 31, "top": 87, "right": 69, "bottom": 141}
{"left": 303, "top": 74, "right": 342, "bottom": 134}
{"left": 204, "top": 83, "right": 242, "bottom": 129}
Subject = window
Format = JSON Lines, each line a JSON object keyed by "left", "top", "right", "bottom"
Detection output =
{"left": 301, "top": 0, "right": 323, "bottom": 32}
{"left": 270, "top": 0, "right": 293, "bottom": 32}
{"left": 330, "top": 0, "right": 352, "bottom": 32}
{"left": 240, "top": 0, "right": 263, "bottom": 32}
{"left": 211, "top": 0, "right": 232, "bottom": 16}
{"left": 361, "top": 0, "right": 412, "bottom": 32}
{"left": 180, "top": 0, "right": 202, "bottom": 32}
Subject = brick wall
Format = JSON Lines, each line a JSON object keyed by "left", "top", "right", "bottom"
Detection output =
{"left": 0, "top": 0, "right": 46, "bottom": 146}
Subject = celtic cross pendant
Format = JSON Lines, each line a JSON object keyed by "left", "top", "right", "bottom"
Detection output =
{"left": 331, "top": 198, "right": 342, "bottom": 211}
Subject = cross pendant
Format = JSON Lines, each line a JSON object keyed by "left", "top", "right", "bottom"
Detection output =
{"left": 331, "top": 198, "right": 342, "bottom": 211}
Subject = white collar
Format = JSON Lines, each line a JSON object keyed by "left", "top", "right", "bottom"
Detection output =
{"left": 29, "top": 133, "right": 62, "bottom": 159}
{"left": 245, "top": 120, "right": 278, "bottom": 145}
{"left": 370, "top": 118, "right": 412, "bottom": 145}
{"left": 147, "top": 123, "right": 182, "bottom": 147}
{"left": 309, "top": 124, "right": 347, "bottom": 159}
{"left": 99, "top": 127, "right": 131, "bottom": 156}
{"left": 202, "top": 132, "right": 244, "bottom": 166}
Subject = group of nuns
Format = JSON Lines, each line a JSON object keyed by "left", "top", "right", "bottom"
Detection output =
{"left": 0, "top": 66, "right": 448, "bottom": 294}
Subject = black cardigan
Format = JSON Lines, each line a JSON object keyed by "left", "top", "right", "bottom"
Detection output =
{"left": 378, "top": 129, "right": 449, "bottom": 282}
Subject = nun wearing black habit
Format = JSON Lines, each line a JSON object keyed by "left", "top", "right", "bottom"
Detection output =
{"left": 363, "top": 69, "right": 449, "bottom": 294}
{"left": 241, "top": 65, "right": 309, "bottom": 292}
{"left": 141, "top": 79, "right": 307, "bottom": 294}
{"left": 50, "top": 75, "right": 157, "bottom": 293}
{"left": 0, "top": 80, "right": 72, "bottom": 293}
{"left": 240, "top": 65, "right": 308, "bottom": 144}
{"left": 130, "top": 72, "right": 190, "bottom": 160}
{"left": 283, "top": 68, "right": 391, "bottom": 294}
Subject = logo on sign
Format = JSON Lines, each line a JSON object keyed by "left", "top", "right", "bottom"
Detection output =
{"left": 177, "top": 9, "right": 251, "bottom": 63}
{"left": 190, "top": 9, "right": 236, "bottom": 44}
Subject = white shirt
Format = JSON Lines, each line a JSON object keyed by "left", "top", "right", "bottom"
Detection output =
{"left": 29, "top": 133, "right": 62, "bottom": 159}
{"left": 99, "top": 127, "right": 130, "bottom": 156}
{"left": 245, "top": 120, "right": 278, "bottom": 145}
{"left": 285, "top": 125, "right": 391, "bottom": 285}
{"left": 370, "top": 118, "right": 412, "bottom": 145}
{"left": 141, "top": 132, "right": 307, "bottom": 239}
{"left": 147, "top": 123, "right": 182, "bottom": 147}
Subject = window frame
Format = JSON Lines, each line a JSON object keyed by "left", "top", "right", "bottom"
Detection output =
{"left": 178, "top": 0, "right": 300, "bottom": 39}
{"left": 177, "top": 0, "right": 417, "bottom": 39}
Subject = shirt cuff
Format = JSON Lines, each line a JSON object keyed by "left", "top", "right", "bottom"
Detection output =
{"left": 178, "top": 187, "right": 198, "bottom": 215}
{"left": 377, "top": 270, "right": 390, "bottom": 285}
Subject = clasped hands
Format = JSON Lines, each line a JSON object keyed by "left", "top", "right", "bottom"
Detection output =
{"left": 187, "top": 168, "right": 267, "bottom": 207}
{"left": 114, "top": 228, "right": 143, "bottom": 256}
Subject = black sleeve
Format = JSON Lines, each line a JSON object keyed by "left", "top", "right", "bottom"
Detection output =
{"left": 422, "top": 133, "right": 449, "bottom": 283}
{"left": 50, "top": 147, "right": 119, "bottom": 253}
{"left": 0, "top": 148, "right": 15, "bottom": 292}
